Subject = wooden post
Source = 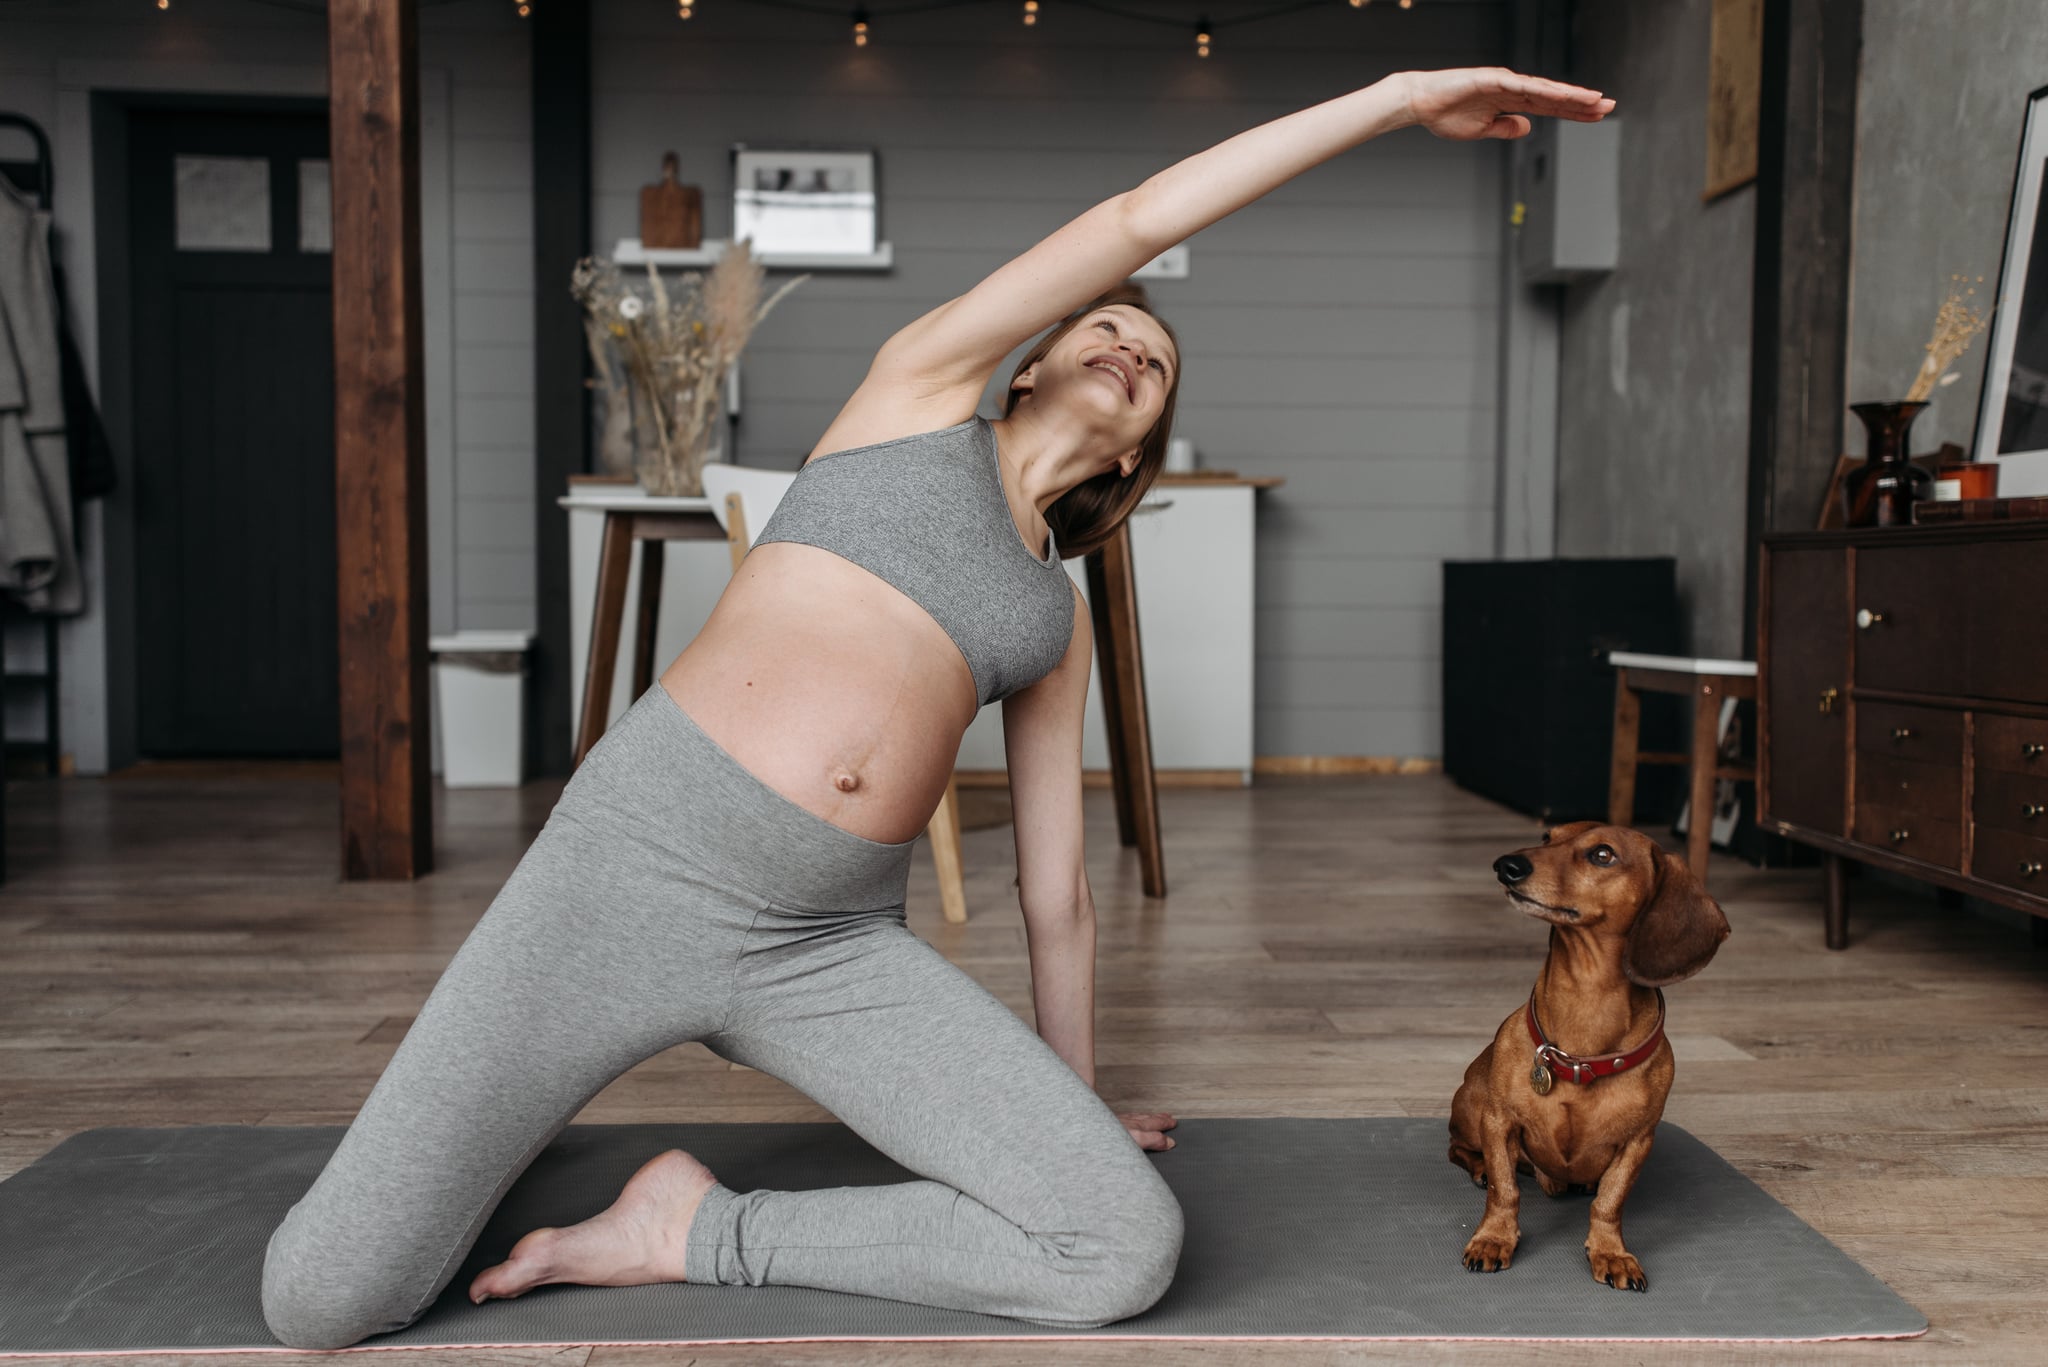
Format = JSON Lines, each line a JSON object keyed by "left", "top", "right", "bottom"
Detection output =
{"left": 329, "top": 0, "right": 432, "bottom": 880}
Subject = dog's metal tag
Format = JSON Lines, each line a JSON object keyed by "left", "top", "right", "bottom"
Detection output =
{"left": 1530, "top": 1060, "right": 1555, "bottom": 1096}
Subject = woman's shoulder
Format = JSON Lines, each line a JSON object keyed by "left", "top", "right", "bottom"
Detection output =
{"left": 803, "top": 379, "right": 986, "bottom": 465}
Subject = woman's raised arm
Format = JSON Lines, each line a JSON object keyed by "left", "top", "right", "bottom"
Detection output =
{"left": 870, "top": 68, "right": 1612, "bottom": 393}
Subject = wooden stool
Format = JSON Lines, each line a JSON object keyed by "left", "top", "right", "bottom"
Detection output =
{"left": 1606, "top": 651, "right": 1759, "bottom": 881}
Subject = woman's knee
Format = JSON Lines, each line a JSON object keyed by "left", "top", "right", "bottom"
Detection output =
{"left": 260, "top": 1220, "right": 419, "bottom": 1351}
{"left": 1060, "top": 1178, "right": 1185, "bottom": 1326}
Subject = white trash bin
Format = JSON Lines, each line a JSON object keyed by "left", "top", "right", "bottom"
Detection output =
{"left": 430, "top": 630, "right": 534, "bottom": 788}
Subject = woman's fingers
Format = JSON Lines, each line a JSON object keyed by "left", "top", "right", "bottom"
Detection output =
{"left": 1117, "top": 1110, "right": 1179, "bottom": 1151}
{"left": 1492, "top": 72, "right": 1614, "bottom": 121}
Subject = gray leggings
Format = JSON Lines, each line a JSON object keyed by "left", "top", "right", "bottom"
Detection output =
{"left": 260, "top": 685, "right": 1183, "bottom": 1350}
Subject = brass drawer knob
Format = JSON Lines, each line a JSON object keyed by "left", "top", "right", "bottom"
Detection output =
{"left": 1889, "top": 828, "right": 1912, "bottom": 845}
{"left": 1818, "top": 688, "right": 1839, "bottom": 715}
{"left": 2022, "top": 861, "right": 2044, "bottom": 879}
{"left": 2025, "top": 804, "right": 2046, "bottom": 820}
{"left": 2024, "top": 743, "right": 2047, "bottom": 760}
{"left": 1891, "top": 726, "right": 1916, "bottom": 741}
{"left": 1856, "top": 608, "right": 1888, "bottom": 630}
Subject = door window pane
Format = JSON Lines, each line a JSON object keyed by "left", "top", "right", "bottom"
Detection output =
{"left": 298, "top": 158, "right": 332, "bottom": 253}
{"left": 174, "top": 155, "right": 271, "bottom": 252}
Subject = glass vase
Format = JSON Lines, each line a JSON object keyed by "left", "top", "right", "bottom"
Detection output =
{"left": 1842, "top": 401, "right": 1932, "bottom": 528}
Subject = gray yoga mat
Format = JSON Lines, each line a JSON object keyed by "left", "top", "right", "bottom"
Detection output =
{"left": 0, "top": 1119, "right": 1923, "bottom": 1352}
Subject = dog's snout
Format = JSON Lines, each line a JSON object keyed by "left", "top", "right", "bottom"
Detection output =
{"left": 1494, "top": 854, "right": 1534, "bottom": 885}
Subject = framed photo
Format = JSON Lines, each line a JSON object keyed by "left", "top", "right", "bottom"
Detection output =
{"left": 1973, "top": 84, "right": 2048, "bottom": 497}
{"left": 731, "top": 145, "right": 877, "bottom": 258}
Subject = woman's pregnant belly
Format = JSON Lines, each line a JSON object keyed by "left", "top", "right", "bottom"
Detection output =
{"left": 660, "top": 542, "right": 981, "bottom": 845}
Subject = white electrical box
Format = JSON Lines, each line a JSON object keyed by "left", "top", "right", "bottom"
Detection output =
{"left": 1518, "top": 117, "right": 1620, "bottom": 285}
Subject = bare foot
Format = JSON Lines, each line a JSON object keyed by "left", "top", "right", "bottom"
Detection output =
{"left": 469, "top": 1149, "right": 719, "bottom": 1304}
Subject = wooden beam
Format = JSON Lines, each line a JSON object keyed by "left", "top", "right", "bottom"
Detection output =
{"left": 531, "top": 0, "right": 593, "bottom": 776}
{"left": 1742, "top": 0, "right": 1862, "bottom": 645}
{"left": 329, "top": 0, "right": 432, "bottom": 880}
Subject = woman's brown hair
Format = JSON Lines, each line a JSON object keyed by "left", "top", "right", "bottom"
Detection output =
{"left": 998, "top": 283, "right": 1181, "bottom": 560}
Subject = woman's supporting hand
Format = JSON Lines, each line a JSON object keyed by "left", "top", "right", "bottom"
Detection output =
{"left": 1399, "top": 67, "right": 1613, "bottom": 142}
{"left": 1120, "top": 1111, "right": 1178, "bottom": 1152}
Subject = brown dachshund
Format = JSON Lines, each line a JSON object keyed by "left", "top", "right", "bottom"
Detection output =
{"left": 1448, "top": 822, "right": 1730, "bottom": 1292}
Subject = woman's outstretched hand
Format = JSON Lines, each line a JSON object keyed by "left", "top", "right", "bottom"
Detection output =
{"left": 1120, "top": 1111, "right": 1178, "bottom": 1152}
{"left": 1401, "top": 68, "right": 1614, "bottom": 141}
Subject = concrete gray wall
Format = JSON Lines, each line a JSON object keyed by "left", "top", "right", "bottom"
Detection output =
{"left": 1554, "top": 0, "right": 1755, "bottom": 659}
{"left": 0, "top": 0, "right": 532, "bottom": 769}
{"left": 591, "top": 0, "right": 1511, "bottom": 759}
{"left": 1847, "top": 0, "right": 2048, "bottom": 459}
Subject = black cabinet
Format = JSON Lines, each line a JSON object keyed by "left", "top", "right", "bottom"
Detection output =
{"left": 1442, "top": 558, "right": 1681, "bottom": 822}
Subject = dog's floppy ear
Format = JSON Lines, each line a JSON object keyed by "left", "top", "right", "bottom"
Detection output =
{"left": 1623, "top": 850, "right": 1731, "bottom": 986}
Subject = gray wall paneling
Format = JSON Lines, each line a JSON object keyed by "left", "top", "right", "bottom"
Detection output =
{"left": 589, "top": 0, "right": 1513, "bottom": 760}
{"left": 0, "top": 0, "right": 532, "bottom": 772}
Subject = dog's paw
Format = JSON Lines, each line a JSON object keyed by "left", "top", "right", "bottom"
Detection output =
{"left": 1589, "top": 1249, "right": 1647, "bottom": 1292}
{"left": 1462, "top": 1232, "right": 1517, "bottom": 1273}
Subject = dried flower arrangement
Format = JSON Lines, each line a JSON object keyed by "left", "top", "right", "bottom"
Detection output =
{"left": 571, "top": 241, "right": 807, "bottom": 495}
{"left": 1902, "top": 273, "right": 1991, "bottom": 403}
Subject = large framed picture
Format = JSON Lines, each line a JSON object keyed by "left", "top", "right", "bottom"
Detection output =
{"left": 731, "top": 145, "right": 877, "bottom": 258}
{"left": 1974, "top": 84, "right": 2048, "bottom": 497}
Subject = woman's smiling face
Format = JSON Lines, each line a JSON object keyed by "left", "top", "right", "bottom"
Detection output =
{"left": 1011, "top": 304, "right": 1178, "bottom": 471}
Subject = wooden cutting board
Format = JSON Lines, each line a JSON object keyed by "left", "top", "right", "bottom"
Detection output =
{"left": 640, "top": 152, "right": 702, "bottom": 250}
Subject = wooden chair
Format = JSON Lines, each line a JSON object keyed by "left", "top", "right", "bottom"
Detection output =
{"left": 701, "top": 463, "right": 970, "bottom": 925}
{"left": 1606, "top": 651, "right": 1759, "bottom": 883}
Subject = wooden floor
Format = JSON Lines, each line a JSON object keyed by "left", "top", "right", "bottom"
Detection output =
{"left": 4, "top": 768, "right": 2046, "bottom": 1365}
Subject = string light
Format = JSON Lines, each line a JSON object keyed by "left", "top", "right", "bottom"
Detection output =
{"left": 853, "top": 5, "right": 869, "bottom": 45}
{"left": 514, "top": 0, "right": 530, "bottom": 15}
{"left": 1350, "top": 0, "right": 1369, "bottom": 7}
{"left": 1022, "top": 0, "right": 1038, "bottom": 26}
{"left": 156, "top": 0, "right": 169, "bottom": 9}
{"left": 1399, "top": 0, "right": 1414, "bottom": 7}
{"left": 1194, "top": 15, "right": 1210, "bottom": 57}
{"left": 678, "top": 0, "right": 694, "bottom": 16}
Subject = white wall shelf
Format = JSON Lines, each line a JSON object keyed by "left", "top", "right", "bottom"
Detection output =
{"left": 611, "top": 237, "right": 894, "bottom": 272}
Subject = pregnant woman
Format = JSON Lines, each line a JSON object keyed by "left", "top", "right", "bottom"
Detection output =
{"left": 261, "top": 66, "right": 1612, "bottom": 1349}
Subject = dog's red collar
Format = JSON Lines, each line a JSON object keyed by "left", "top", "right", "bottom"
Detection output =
{"left": 1524, "top": 989, "right": 1666, "bottom": 1086}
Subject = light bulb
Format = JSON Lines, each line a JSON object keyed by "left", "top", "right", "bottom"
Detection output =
{"left": 156, "top": 0, "right": 170, "bottom": 9}
{"left": 1195, "top": 17, "right": 1211, "bottom": 57}
{"left": 1023, "top": 1, "right": 1038, "bottom": 25}
{"left": 853, "top": 8, "right": 869, "bottom": 45}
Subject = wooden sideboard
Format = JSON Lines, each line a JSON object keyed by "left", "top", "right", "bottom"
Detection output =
{"left": 1758, "top": 523, "right": 2048, "bottom": 947}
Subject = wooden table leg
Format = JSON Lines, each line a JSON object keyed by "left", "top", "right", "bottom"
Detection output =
{"left": 575, "top": 513, "right": 634, "bottom": 767}
{"left": 929, "top": 777, "right": 968, "bottom": 925}
{"left": 1608, "top": 670, "right": 1641, "bottom": 828}
{"left": 631, "top": 540, "right": 665, "bottom": 697}
{"left": 1685, "top": 680, "right": 1721, "bottom": 880}
{"left": 1088, "top": 523, "right": 1164, "bottom": 898}
{"left": 1824, "top": 851, "right": 1849, "bottom": 950}
{"left": 1086, "top": 548, "right": 1136, "bottom": 849}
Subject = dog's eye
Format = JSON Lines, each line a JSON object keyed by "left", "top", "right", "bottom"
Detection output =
{"left": 1588, "top": 845, "right": 1618, "bottom": 867}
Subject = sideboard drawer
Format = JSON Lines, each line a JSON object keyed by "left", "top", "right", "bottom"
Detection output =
{"left": 1854, "top": 701, "right": 1963, "bottom": 762}
{"left": 1855, "top": 751, "right": 1962, "bottom": 822}
{"left": 1853, "top": 546, "right": 1971, "bottom": 695}
{"left": 1973, "top": 766, "right": 2048, "bottom": 837}
{"left": 1970, "top": 825, "right": 2048, "bottom": 899}
{"left": 1975, "top": 712, "right": 2048, "bottom": 778}
{"left": 1851, "top": 801, "right": 1963, "bottom": 870}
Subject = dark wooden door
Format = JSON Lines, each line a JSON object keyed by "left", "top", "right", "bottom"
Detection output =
{"left": 130, "top": 108, "right": 338, "bottom": 757}
{"left": 1762, "top": 546, "right": 1850, "bottom": 835}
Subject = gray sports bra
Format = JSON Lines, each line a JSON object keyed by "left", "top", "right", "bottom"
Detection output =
{"left": 753, "top": 414, "right": 1076, "bottom": 705}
